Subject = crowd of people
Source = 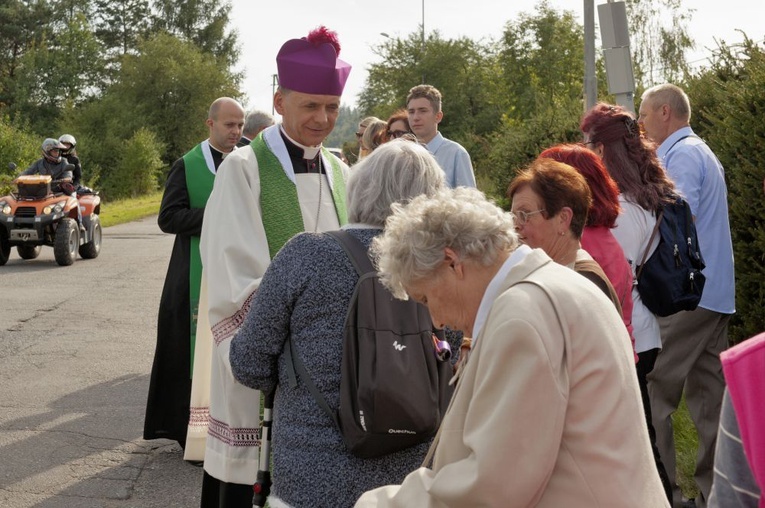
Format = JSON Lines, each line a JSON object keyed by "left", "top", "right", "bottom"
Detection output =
{"left": 142, "top": 24, "right": 755, "bottom": 508}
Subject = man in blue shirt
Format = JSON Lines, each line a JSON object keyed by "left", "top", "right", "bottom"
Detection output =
{"left": 406, "top": 84, "right": 476, "bottom": 188}
{"left": 639, "top": 83, "right": 735, "bottom": 508}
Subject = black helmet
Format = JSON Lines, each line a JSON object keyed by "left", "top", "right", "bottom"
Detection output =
{"left": 42, "top": 138, "right": 66, "bottom": 164}
{"left": 59, "top": 134, "right": 76, "bottom": 155}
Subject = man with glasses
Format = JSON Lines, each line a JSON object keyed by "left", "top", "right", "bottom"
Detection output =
{"left": 406, "top": 84, "right": 476, "bottom": 188}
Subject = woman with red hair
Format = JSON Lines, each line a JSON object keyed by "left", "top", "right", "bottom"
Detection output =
{"left": 581, "top": 102, "right": 677, "bottom": 503}
{"left": 539, "top": 144, "right": 635, "bottom": 353}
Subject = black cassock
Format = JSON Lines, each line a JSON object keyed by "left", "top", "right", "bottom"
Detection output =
{"left": 144, "top": 149, "right": 221, "bottom": 446}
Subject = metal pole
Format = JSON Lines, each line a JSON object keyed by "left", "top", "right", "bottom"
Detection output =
{"left": 421, "top": 0, "right": 426, "bottom": 83}
{"left": 271, "top": 74, "right": 278, "bottom": 116}
{"left": 583, "top": 0, "right": 597, "bottom": 111}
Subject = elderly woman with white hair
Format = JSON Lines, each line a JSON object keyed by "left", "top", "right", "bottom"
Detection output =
{"left": 229, "top": 140, "right": 451, "bottom": 508}
{"left": 355, "top": 187, "right": 669, "bottom": 508}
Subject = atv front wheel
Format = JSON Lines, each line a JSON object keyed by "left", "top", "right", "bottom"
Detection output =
{"left": 79, "top": 215, "right": 101, "bottom": 259}
{"left": 54, "top": 218, "right": 78, "bottom": 266}
{"left": 17, "top": 244, "right": 42, "bottom": 259}
{"left": 0, "top": 234, "right": 9, "bottom": 266}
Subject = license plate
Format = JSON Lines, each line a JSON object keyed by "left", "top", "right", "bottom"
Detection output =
{"left": 10, "top": 229, "right": 39, "bottom": 241}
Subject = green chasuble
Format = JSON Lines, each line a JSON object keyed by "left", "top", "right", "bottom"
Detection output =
{"left": 253, "top": 134, "right": 347, "bottom": 259}
{"left": 183, "top": 143, "right": 216, "bottom": 373}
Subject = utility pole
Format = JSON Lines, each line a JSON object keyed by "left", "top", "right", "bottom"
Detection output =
{"left": 421, "top": 0, "right": 426, "bottom": 84}
{"left": 598, "top": 1, "right": 636, "bottom": 113}
{"left": 271, "top": 74, "right": 278, "bottom": 116}
{"left": 583, "top": 0, "right": 597, "bottom": 111}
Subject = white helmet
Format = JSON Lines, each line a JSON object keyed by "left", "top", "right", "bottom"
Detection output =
{"left": 59, "top": 134, "right": 76, "bottom": 154}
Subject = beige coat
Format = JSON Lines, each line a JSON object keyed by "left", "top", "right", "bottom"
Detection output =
{"left": 356, "top": 249, "right": 669, "bottom": 508}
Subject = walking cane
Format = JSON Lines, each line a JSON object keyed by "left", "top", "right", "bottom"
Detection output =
{"left": 252, "top": 389, "right": 275, "bottom": 507}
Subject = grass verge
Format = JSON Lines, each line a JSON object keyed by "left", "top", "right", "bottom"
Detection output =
{"left": 99, "top": 191, "right": 163, "bottom": 228}
{"left": 674, "top": 396, "right": 700, "bottom": 500}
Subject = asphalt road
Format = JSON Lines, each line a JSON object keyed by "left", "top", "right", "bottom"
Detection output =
{"left": 0, "top": 216, "right": 203, "bottom": 507}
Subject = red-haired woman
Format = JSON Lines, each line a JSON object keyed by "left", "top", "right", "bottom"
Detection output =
{"left": 539, "top": 144, "right": 635, "bottom": 357}
{"left": 581, "top": 102, "right": 676, "bottom": 503}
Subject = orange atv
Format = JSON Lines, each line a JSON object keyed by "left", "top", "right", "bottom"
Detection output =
{"left": 0, "top": 173, "right": 102, "bottom": 266}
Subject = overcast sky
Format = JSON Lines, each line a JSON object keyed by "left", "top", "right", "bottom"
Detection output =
{"left": 229, "top": 0, "right": 765, "bottom": 114}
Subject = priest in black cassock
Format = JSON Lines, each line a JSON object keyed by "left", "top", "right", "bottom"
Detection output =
{"left": 143, "top": 97, "right": 245, "bottom": 449}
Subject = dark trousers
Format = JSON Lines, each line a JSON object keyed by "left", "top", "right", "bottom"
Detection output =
{"left": 201, "top": 470, "right": 253, "bottom": 508}
{"left": 637, "top": 348, "right": 673, "bottom": 503}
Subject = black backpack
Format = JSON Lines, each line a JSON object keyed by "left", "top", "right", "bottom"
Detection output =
{"left": 636, "top": 195, "right": 706, "bottom": 317}
{"left": 285, "top": 230, "right": 454, "bottom": 459}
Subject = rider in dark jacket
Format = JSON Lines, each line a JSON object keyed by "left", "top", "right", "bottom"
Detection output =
{"left": 58, "top": 134, "right": 82, "bottom": 188}
{"left": 22, "top": 138, "right": 84, "bottom": 231}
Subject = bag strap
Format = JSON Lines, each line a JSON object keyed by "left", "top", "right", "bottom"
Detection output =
{"left": 284, "top": 335, "right": 341, "bottom": 430}
{"left": 326, "top": 230, "right": 374, "bottom": 275}
{"left": 636, "top": 208, "right": 664, "bottom": 281}
{"left": 664, "top": 134, "right": 700, "bottom": 156}
{"left": 422, "top": 278, "right": 569, "bottom": 469}
{"left": 284, "top": 230, "right": 371, "bottom": 433}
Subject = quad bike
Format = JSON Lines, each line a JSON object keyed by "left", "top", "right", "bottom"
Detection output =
{"left": 0, "top": 168, "right": 102, "bottom": 266}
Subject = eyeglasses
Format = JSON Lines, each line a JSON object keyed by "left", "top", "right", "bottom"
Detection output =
{"left": 512, "top": 209, "right": 546, "bottom": 225}
{"left": 387, "top": 130, "right": 410, "bottom": 139}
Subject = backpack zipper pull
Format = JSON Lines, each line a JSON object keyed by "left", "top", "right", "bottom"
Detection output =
{"left": 674, "top": 244, "right": 681, "bottom": 267}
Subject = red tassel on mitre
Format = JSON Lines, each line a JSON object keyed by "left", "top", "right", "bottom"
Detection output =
{"left": 306, "top": 26, "right": 341, "bottom": 56}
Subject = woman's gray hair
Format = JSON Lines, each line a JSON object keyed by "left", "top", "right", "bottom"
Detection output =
{"left": 372, "top": 187, "right": 520, "bottom": 300}
{"left": 346, "top": 140, "right": 445, "bottom": 227}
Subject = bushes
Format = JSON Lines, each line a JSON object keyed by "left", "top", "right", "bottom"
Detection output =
{"left": 101, "top": 128, "right": 165, "bottom": 199}
{"left": 0, "top": 117, "right": 40, "bottom": 196}
{"left": 686, "top": 38, "right": 765, "bottom": 343}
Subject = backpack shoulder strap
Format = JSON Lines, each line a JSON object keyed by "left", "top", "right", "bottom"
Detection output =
{"left": 636, "top": 207, "right": 664, "bottom": 280}
{"left": 326, "top": 230, "right": 374, "bottom": 275}
{"left": 284, "top": 336, "right": 341, "bottom": 430}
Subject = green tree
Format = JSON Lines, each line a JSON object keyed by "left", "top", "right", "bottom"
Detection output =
{"left": 104, "top": 127, "right": 164, "bottom": 198}
{"left": 11, "top": 11, "right": 104, "bottom": 132}
{"left": 483, "top": 2, "right": 588, "bottom": 202}
{"left": 360, "top": 31, "right": 503, "bottom": 141}
{"left": 65, "top": 31, "right": 240, "bottom": 189}
{"left": 0, "top": 0, "right": 52, "bottom": 108}
{"left": 93, "top": 0, "right": 151, "bottom": 57}
{"left": 626, "top": 0, "right": 695, "bottom": 87}
{"left": 685, "top": 37, "right": 765, "bottom": 343}
{"left": 151, "top": 0, "right": 239, "bottom": 67}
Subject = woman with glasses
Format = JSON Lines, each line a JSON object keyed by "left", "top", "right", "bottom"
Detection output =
{"left": 539, "top": 143, "right": 637, "bottom": 359}
{"left": 507, "top": 157, "right": 624, "bottom": 314}
{"left": 385, "top": 109, "right": 413, "bottom": 141}
{"left": 581, "top": 102, "right": 677, "bottom": 503}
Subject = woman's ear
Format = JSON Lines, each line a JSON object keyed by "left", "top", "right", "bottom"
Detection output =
{"left": 558, "top": 207, "right": 573, "bottom": 232}
{"left": 444, "top": 247, "right": 464, "bottom": 277}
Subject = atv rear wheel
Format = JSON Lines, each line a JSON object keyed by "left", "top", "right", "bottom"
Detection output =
{"left": 54, "top": 218, "right": 78, "bottom": 266}
{"left": 0, "top": 234, "right": 9, "bottom": 266}
{"left": 17, "top": 244, "right": 42, "bottom": 259}
{"left": 79, "top": 215, "right": 101, "bottom": 259}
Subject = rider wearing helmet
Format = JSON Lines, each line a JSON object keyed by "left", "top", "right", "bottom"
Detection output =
{"left": 58, "top": 134, "right": 82, "bottom": 189}
{"left": 22, "top": 138, "right": 84, "bottom": 231}
{"left": 22, "top": 138, "right": 73, "bottom": 184}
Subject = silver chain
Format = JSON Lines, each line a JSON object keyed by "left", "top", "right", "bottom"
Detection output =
{"left": 314, "top": 154, "right": 322, "bottom": 233}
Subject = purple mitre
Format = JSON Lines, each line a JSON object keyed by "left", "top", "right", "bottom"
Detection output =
{"left": 276, "top": 26, "right": 352, "bottom": 96}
